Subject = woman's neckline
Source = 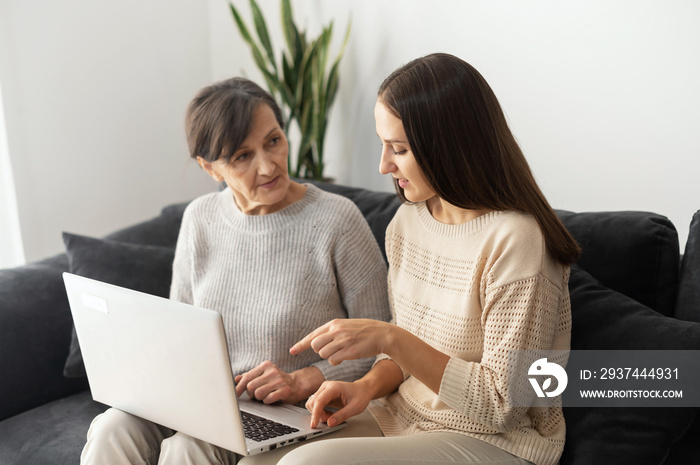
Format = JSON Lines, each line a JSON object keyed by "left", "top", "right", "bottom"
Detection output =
{"left": 415, "top": 201, "right": 502, "bottom": 238}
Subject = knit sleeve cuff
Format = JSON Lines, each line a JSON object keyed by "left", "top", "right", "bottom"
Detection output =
{"left": 438, "top": 357, "right": 474, "bottom": 412}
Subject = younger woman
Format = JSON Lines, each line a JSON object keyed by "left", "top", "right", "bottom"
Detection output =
{"left": 286, "top": 53, "right": 580, "bottom": 465}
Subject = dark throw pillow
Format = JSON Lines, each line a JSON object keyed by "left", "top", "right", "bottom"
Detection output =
{"left": 62, "top": 232, "right": 175, "bottom": 378}
{"left": 556, "top": 210, "right": 680, "bottom": 316}
{"left": 560, "top": 265, "right": 699, "bottom": 465}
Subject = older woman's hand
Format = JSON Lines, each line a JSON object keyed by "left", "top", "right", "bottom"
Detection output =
{"left": 234, "top": 361, "right": 324, "bottom": 405}
{"left": 290, "top": 318, "right": 392, "bottom": 366}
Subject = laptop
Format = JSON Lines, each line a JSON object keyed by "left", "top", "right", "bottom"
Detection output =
{"left": 62, "top": 272, "right": 346, "bottom": 456}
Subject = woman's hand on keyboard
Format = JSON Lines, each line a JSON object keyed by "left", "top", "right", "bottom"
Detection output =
{"left": 235, "top": 361, "right": 324, "bottom": 405}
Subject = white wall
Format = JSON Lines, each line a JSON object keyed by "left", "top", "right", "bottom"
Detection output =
{"left": 211, "top": 0, "right": 700, "bottom": 250}
{"left": 0, "top": 0, "right": 217, "bottom": 263}
{"left": 0, "top": 82, "right": 25, "bottom": 268}
{"left": 3, "top": 0, "right": 699, "bottom": 263}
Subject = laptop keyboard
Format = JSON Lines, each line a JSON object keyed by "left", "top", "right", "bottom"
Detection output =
{"left": 241, "top": 411, "right": 299, "bottom": 442}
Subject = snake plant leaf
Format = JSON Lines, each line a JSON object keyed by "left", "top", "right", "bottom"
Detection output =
{"left": 325, "top": 21, "right": 349, "bottom": 113}
{"left": 281, "top": 0, "right": 296, "bottom": 59}
{"left": 294, "top": 30, "right": 306, "bottom": 71}
{"left": 309, "top": 66, "right": 324, "bottom": 177}
{"left": 251, "top": 44, "right": 278, "bottom": 88}
{"left": 311, "top": 61, "right": 325, "bottom": 147}
{"left": 315, "top": 19, "right": 349, "bottom": 179}
{"left": 323, "top": 18, "right": 350, "bottom": 102}
{"left": 230, "top": 2, "right": 277, "bottom": 93}
{"left": 281, "top": 0, "right": 305, "bottom": 71}
{"left": 298, "top": 94, "right": 313, "bottom": 135}
{"left": 279, "top": 54, "right": 296, "bottom": 113}
{"left": 229, "top": 3, "right": 256, "bottom": 47}
{"left": 249, "top": 0, "right": 277, "bottom": 73}
{"left": 316, "top": 68, "right": 338, "bottom": 166}
{"left": 282, "top": 53, "right": 295, "bottom": 93}
{"left": 317, "top": 24, "right": 332, "bottom": 80}
{"left": 295, "top": 97, "right": 315, "bottom": 177}
{"left": 321, "top": 19, "right": 350, "bottom": 138}
{"left": 295, "top": 38, "right": 319, "bottom": 104}
{"left": 325, "top": 61, "right": 340, "bottom": 117}
{"left": 331, "top": 18, "right": 352, "bottom": 75}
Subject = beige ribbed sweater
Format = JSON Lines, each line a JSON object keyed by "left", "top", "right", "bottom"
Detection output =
{"left": 369, "top": 202, "right": 571, "bottom": 465}
{"left": 170, "top": 184, "right": 391, "bottom": 383}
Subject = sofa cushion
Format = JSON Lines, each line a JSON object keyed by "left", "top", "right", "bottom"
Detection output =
{"left": 0, "top": 254, "right": 88, "bottom": 421}
{"left": 560, "top": 265, "right": 698, "bottom": 465}
{"left": 676, "top": 210, "right": 700, "bottom": 322}
{"left": 62, "top": 233, "right": 175, "bottom": 377}
{"left": 0, "top": 391, "right": 107, "bottom": 465}
{"left": 569, "top": 265, "right": 700, "bottom": 351}
{"left": 556, "top": 210, "right": 680, "bottom": 316}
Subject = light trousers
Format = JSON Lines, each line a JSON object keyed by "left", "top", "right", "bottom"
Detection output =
{"left": 277, "top": 432, "right": 532, "bottom": 465}
{"left": 81, "top": 407, "right": 530, "bottom": 465}
{"left": 80, "top": 408, "right": 238, "bottom": 465}
{"left": 80, "top": 407, "right": 379, "bottom": 465}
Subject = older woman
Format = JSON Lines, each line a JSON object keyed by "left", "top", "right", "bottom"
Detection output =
{"left": 80, "top": 77, "right": 391, "bottom": 465}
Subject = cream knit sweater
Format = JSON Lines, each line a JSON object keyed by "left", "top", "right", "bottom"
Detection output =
{"left": 170, "top": 184, "right": 391, "bottom": 383}
{"left": 370, "top": 202, "right": 571, "bottom": 465}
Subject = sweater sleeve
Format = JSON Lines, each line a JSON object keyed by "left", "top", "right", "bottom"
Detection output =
{"left": 313, "top": 203, "right": 391, "bottom": 382}
{"left": 439, "top": 222, "right": 568, "bottom": 432}
{"left": 169, "top": 205, "right": 194, "bottom": 305}
{"left": 438, "top": 233, "right": 568, "bottom": 433}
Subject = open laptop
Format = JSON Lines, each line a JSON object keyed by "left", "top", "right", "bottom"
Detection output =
{"left": 62, "top": 272, "right": 346, "bottom": 456}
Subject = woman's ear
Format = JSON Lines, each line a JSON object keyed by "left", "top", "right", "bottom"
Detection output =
{"left": 197, "top": 156, "right": 223, "bottom": 182}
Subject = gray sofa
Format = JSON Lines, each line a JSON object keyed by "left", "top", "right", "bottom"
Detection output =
{"left": 1, "top": 179, "right": 699, "bottom": 465}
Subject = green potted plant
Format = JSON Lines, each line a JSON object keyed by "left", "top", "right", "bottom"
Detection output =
{"left": 229, "top": 0, "right": 350, "bottom": 180}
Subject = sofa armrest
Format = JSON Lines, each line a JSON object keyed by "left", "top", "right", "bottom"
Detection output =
{"left": 676, "top": 210, "right": 700, "bottom": 322}
{"left": 0, "top": 254, "right": 88, "bottom": 421}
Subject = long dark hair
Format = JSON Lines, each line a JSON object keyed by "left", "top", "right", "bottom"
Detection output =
{"left": 378, "top": 53, "right": 580, "bottom": 265}
{"left": 185, "top": 77, "right": 284, "bottom": 163}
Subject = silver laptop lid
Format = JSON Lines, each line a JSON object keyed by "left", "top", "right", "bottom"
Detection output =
{"left": 63, "top": 272, "right": 248, "bottom": 454}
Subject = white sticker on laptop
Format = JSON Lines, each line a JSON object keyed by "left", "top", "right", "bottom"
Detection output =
{"left": 81, "top": 293, "right": 109, "bottom": 314}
